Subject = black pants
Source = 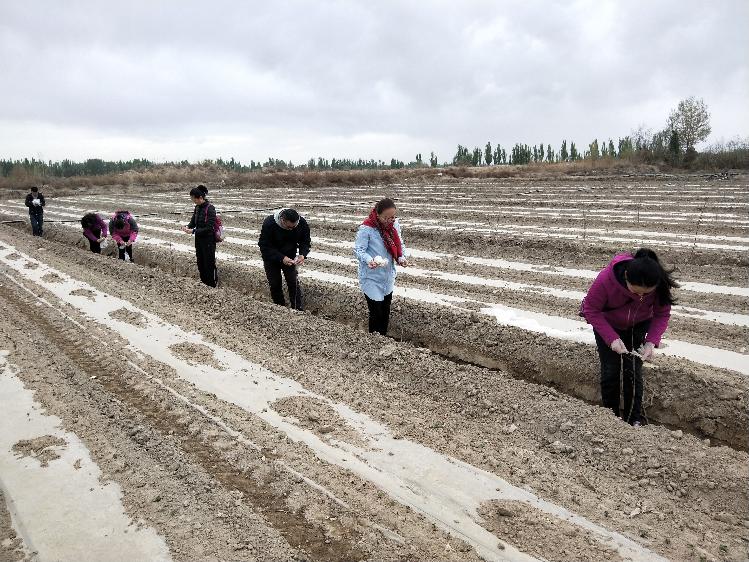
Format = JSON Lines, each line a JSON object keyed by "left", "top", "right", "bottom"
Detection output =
{"left": 88, "top": 228, "right": 101, "bottom": 253}
{"left": 195, "top": 236, "right": 217, "bottom": 287}
{"left": 365, "top": 292, "right": 392, "bottom": 336}
{"left": 30, "top": 214, "right": 43, "bottom": 236}
{"left": 117, "top": 236, "right": 133, "bottom": 261}
{"left": 263, "top": 260, "right": 303, "bottom": 310}
{"left": 594, "top": 321, "right": 649, "bottom": 424}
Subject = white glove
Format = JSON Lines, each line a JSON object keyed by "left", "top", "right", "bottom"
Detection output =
{"left": 610, "top": 338, "right": 627, "bottom": 354}
{"left": 32, "top": 199, "right": 40, "bottom": 206}
{"left": 638, "top": 342, "right": 655, "bottom": 361}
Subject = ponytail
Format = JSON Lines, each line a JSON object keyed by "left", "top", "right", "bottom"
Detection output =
{"left": 627, "top": 248, "right": 679, "bottom": 305}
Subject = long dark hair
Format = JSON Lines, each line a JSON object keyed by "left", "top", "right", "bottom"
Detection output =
{"left": 626, "top": 248, "right": 679, "bottom": 305}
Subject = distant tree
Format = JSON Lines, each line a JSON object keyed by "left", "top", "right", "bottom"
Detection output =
{"left": 669, "top": 129, "right": 681, "bottom": 165}
{"left": 560, "top": 140, "right": 568, "bottom": 162}
{"left": 485, "top": 142, "right": 492, "bottom": 165}
{"left": 546, "top": 144, "right": 553, "bottom": 163}
{"left": 667, "top": 96, "right": 711, "bottom": 152}
{"left": 570, "top": 142, "right": 579, "bottom": 161}
{"left": 453, "top": 145, "right": 472, "bottom": 166}
{"left": 588, "top": 139, "right": 600, "bottom": 160}
{"left": 617, "top": 137, "right": 633, "bottom": 159}
{"left": 472, "top": 147, "right": 482, "bottom": 166}
{"left": 608, "top": 139, "right": 616, "bottom": 158}
{"left": 429, "top": 151, "right": 438, "bottom": 167}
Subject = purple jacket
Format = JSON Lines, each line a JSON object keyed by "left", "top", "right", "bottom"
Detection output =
{"left": 83, "top": 214, "right": 108, "bottom": 242}
{"left": 581, "top": 254, "right": 671, "bottom": 347}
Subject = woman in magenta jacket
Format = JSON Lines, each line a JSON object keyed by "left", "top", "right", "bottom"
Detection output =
{"left": 581, "top": 248, "right": 678, "bottom": 426}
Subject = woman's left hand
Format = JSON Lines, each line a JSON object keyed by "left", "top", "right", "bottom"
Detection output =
{"left": 638, "top": 342, "right": 655, "bottom": 361}
{"left": 397, "top": 257, "right": 409, "bottom": 267}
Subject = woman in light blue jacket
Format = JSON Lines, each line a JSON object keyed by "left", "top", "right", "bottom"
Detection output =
{"left": 354, "top": 198, "right": 409, "bottom": 335}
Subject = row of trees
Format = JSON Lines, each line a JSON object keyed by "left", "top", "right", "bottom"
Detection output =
{"left": 450, "top": 97, "right": 713, "bottom": 166}
{"left": 1, "top": 98, "right": 739, "bottom": 178}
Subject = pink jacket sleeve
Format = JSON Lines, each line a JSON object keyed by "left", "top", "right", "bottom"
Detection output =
{"left": 645, "top": 301, "right": 671, "bottom": 347}
{"left": 582, "top": 274, "right": 619, "bottom": 346}
{"left": 83, "top": 228, "right": 98, "bottom": 242}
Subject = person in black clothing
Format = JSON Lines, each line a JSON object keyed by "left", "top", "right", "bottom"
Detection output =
{"left": 257, "top": 208, "right": 311, "bottom": 310}
{"left": 24, "top": 186, "right": 46, "bottom": 236}
{"left": 182, "top": 187, "right": 217, "bottom": 287}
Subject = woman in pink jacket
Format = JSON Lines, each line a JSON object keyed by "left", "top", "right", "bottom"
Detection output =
{"left": 581, "top": 248, "right": 678, "bottom": 426}
{"left": 109, "top": 210, "right": 139, "bottom": 262}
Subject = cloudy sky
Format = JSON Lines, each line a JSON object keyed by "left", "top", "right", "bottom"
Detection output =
{"left": 1, "top": 0, "right": 747, "bottom": 164}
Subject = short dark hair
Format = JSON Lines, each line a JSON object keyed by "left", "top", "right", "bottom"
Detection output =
{"left": 197, "top": 184, "right": 208, "bottom": 196}
{"left": 189, "top": 187, "right": 205, "bottom": 199}
{"left": 31, "top": 186, "right": 39, "bottom": 192}
{"left": 114, "top": 218, "right": 125, "bottom": 229}
{"left": 280, "top": 208, "right": 299, "bottom": 223}
{"left": 375, "top": 198, "right": 396, "bottom": 214}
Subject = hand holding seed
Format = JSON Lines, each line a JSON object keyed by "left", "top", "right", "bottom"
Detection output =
{"left": 610, "top": 339, "right": 627, "bottom": 354}
{"left": 638, "top": 342, "right": 655, "bottom": 361}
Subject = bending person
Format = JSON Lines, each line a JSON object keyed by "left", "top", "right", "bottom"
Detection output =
{"left": 581, "top": 248, "right": 677, "bottom": 426}
{"left": 109, "top": 210, "right": 139, "bottom": 262}
{"left": 257, "top": 208, "right": 310, "bottom": 310}
{"left": 81, "top": 212, "right": 108, "bottom": 253}
{"left": 354, "top": 198, "right": 409, "bottom": 336}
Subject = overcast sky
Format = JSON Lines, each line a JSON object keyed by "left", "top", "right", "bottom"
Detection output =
{"left": 1, "top": 0, "right": 747, "bottom": 164}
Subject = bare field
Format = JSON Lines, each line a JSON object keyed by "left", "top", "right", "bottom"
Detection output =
{"left": 0, "top": 175, "right": 747, "bottom": 561}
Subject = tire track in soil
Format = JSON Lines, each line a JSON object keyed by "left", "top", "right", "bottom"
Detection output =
{"left": 0, "top": 273, "right": 368, "bottom": 562}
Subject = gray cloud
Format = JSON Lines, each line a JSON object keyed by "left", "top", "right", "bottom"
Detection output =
{"left": 1, "top": 0, "right": 747, "bottom": 162}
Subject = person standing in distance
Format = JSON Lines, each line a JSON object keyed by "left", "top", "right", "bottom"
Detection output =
{"left": 182, "top": 187, "right": 218, "bottom": 287}
{"left": 25, "top": 186, "right": 46, "bottom": 236}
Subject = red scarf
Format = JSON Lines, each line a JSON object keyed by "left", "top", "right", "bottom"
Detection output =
{"left": 362, "top": 208, "right": 402, "bottom": 260}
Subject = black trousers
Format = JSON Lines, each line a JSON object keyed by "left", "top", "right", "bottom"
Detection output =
{"left": 88, "top": 228, "right": 101, "bottom": 253}
{"left": 594, "top": 320, "right": 649, "bottom": 424}
{"left": 30, "top": 213, "right": 43, "bottom": 236}
{"left": 195, "top": 236, "right": 217, "bottom": 287}
{"left": 263, "top": 260, "right": 303, "bottom": 310}
{"left": 117, "top": 236, "right": 133, "bottom": 261}
{"left": 365, "top": 292, "right": 392, "bottom": 336}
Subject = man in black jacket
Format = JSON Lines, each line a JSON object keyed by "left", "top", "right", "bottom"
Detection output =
{"left": 24, "top": 186, "right": 46, "bottom": 236}
{"left": 182, "top": 187, "right": 217, "bottom": 287}
{"left": 257, "top": 208, "right": 311, "bottom": 310}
